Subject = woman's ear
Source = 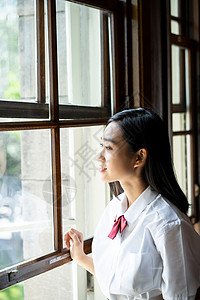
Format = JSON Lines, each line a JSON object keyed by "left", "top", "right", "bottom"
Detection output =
{"left": 133, "top": 148, "right": 148, "bottom": 168}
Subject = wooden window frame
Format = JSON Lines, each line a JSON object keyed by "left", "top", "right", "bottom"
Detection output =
{"left": 170, "top": 32, "right": 198, "bottom": 223}
{"left": 0, "top": 0, "right": 132, "bottom": 291}
{"left": 170, "top": 34, "right": 194, "bottom": 113}
{"left": 0, "top": 1, "right": 113, "bottom": 120}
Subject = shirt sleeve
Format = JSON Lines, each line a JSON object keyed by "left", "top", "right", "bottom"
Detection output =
{"left": 155, "top": 220, "right": 200, "bottom": 300}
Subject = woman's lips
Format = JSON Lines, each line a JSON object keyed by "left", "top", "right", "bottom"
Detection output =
{"left": 99, "top": 167, "right": 107, "bottom": 173}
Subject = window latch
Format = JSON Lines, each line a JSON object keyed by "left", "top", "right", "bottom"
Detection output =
{"left": 6, "top": 269, "right": 19, "bottom": 282}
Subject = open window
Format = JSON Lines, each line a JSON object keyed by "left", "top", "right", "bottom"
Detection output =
{"left": 0, "top": 0, "right": 122, "bottom": 298}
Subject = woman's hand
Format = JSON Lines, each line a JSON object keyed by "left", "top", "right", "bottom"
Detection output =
{"left": 64, "top": 228, "right": 95, "bottom": 275}
{"left": 64, "top": 228, "right": 85, "bottom": 262}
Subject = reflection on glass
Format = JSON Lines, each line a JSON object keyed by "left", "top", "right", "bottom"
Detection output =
{"left": 56, "top": 0, "right": 111, "bottom": 107}
{"left": 61, "top": 126, "right": 107, "bottom": 239}
{"left": 173, "top": 135, "right": 192, "bottom": 216}
{"left": 0, "top": 130, "right": 53, "bottom": 269}
{"left": 0, "top": 1, "right": 36, "bottom": 102}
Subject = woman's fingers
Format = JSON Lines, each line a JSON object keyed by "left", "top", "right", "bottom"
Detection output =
{"left": 63, "top": 228, "right": 85, "bottom": 261}
{"left": 64, "top": 228, "right": 83, "bottom": 249}
{"left": 70, "top": 228, "right": 83, "bottom": 243}
{"left": 64, "top": 231, "right": 71, "bottom": 249}
{"left": 68, "top": 230, "right": 79, "bottom": 245}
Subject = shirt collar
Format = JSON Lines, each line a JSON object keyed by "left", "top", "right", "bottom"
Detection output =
{"left": 117, "top": 186, "right": 158, "bottom": 224}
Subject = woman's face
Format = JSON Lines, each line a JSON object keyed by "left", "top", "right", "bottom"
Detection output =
{"left": 97, "top": 121, "right": 136, "bottom": 183}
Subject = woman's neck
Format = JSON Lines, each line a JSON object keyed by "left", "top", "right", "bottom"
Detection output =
{"left": 120, "top": 178, "right": 148, "bottom": 208}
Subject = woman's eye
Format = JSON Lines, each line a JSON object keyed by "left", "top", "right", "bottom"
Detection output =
{"left": 105, "top": 146, "right": 113, "bottom": 150}
{"left": 99, "top": 142, "right": 113, "bottom": 150}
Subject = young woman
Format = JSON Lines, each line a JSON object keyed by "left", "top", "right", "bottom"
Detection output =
{"left": 64, "top": 108, "right": 200, "bottom": 300}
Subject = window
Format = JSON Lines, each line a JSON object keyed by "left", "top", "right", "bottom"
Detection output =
{"left": 0, "top": 0, "right": 123, "bottom": 298}
{"left": 170, "top": 0, "right": 198, "bottom": 221}
{"left": 170, "top": 0, "right": 180, "bottom": 35}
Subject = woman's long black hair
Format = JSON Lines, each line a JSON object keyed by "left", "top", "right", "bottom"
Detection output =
{"left": 107, "top": 108, "right": 189, "bottom": 214}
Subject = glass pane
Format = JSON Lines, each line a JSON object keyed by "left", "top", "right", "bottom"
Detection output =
{"left": 171, "top": 46, "right": 190, "bottom": 106}
{"left": 171, "top": 45, "right": 181, "bottom": 104}
{"left": 44, "top": 0, "right": 50, "bottom": 105}
{"left": 0, "top": 263, "right": 75, "bottom": 300}
{"left": 172, "top": 48, "right": 191, "bottom": 131}
{"left": 61, "top": 126, "right": 109, "bottom": 239}
{"left": 170, "top": 0, "right": 179, "bottom": 17}
{"left": 0, "top": 283, "right": 24, "bottom": 299}
{"left": 0, "top": 0, "right": 36, "bottom": 102}
{"left": 23, "top": 263, "right": 75, "bottom": 300}
{"left": 184, "top": 48, "right": 190, "bottom": 109}
{"left": 56, "top": 0, "right": 111, "bottom": 107}
{"left": 0, "top": 0, "right": 50, "bottom": 122}
{"left": 0, "top": 130, "right": 53, "bottom": 269}
{"left": 172, "top": 112, "right": 190, "bottom": 131}
{"left": 171, "top": 20, "right": 179, "bottom": 34}
{"left": 173, "top": 135, "right": 192, "bottom": 216}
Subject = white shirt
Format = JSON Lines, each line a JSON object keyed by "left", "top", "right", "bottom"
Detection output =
{"left": 92, "top": 186, "right": 200, "bottom": 300}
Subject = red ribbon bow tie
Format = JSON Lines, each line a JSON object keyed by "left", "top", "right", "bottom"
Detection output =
{"left": 108, "top": 215, "right": 127, "bottom": 239}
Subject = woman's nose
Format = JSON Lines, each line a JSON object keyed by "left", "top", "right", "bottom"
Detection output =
{"left": 97, "top": 148, "right": 105, "bottom": 161}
